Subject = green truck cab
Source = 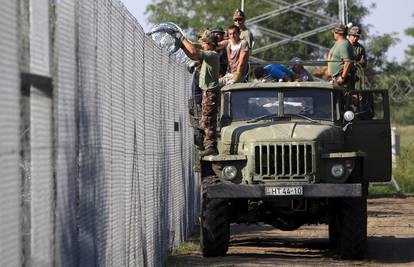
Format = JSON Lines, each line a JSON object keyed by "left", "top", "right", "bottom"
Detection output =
{"left": 192, "top": 81, "right": 391, "bottom": 259}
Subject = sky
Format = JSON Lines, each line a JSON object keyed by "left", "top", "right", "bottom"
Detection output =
{"left": 121, "top": 0, "right": 414, "bottom": 62}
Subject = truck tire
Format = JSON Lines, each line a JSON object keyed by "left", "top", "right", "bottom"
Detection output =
{"left": 200, "top": 176, "right": 230, "bottom": 257}
{"left": 337, "top": 196, "right": 367, "bottom": 259}
{"left": 328, "top": 199, "right": 340, "bottom": 247}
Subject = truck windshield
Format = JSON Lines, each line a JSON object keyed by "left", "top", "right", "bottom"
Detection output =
{"left": 230, "top": 89, "right": 332, "bottom": 121}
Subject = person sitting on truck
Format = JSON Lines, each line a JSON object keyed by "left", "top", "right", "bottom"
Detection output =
{"left": 254, "top": 64, "right": 294, "bottom": 82}
{"left": 290, "top": 57, "right": 314, "bottom": 81}
{"left": 174, "top": 29, "right": 220, "bottom": 156}
{"left": 218, "top": 25, "right": 249, "bottom": 85}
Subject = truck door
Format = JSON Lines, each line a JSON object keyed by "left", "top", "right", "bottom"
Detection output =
{"left": 343, "top": 90, "right": 392, "bottom": 182}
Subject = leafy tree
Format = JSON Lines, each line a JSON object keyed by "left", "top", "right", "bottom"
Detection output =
{"left": 145, "top": 0, "right": 373, "bottom": 61}
{"left": 404, "top": 13, "right": 414, "bottom": 70}
{"left": 364, "top": 33, "right": 399, "bottom": 81}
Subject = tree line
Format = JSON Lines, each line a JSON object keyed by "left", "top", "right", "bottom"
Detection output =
{"left": 145, "top": 0, "right": 414, "bottom": 124}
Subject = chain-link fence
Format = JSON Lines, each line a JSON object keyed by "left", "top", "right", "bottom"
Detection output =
{"left": 0, "top": 0, "right": 198, "bottom": 266}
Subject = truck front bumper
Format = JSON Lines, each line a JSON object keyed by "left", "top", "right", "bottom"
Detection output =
{"left": 206, "top": 183, "right": 362, "bottom": 199}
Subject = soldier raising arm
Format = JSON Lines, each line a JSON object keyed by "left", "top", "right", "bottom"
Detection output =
{"left": 176, "top": 30, "right": 221, "bottom": 156}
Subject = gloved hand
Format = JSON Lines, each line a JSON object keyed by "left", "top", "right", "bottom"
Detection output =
{"left": 174, "top": 31, "right": 185, "bottom": 42}
{"left": 231, "top": 72, "right": 242, "bottom": 83}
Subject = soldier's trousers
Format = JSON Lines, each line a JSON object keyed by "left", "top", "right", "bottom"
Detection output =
{"left": 199, "top": 89, "right": 218, "bottom": 149}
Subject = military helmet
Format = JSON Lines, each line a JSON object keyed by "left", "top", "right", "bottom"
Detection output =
{"left": 333, "top": 23, "right": 347, "bottom": 35}
{"left": 348, "top": 26, "right": 361, "bottom": 36}
{"left": 198, "top": 29, "right": 217, "bottom": 45}
{"left": 233, "top": 9, "right": 245, "bottom": 20}
{"left": 211, "top": 26, "right": 225, "bottom": 34}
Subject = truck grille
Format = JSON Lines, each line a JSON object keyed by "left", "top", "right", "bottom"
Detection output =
{"left": 254, "top": 143, "right": 314, "bottom": 180}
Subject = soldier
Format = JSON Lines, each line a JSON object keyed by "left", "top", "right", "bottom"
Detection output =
{"left": 211, "top": 26, "right": 228, "bottom": 77}
{"left": 328, "top": 24, "right": 355, "bottom": 91}
{"left": 347, "top": 26, "right": 367, "bottom": 90}
{"left": 233, "top": 9, "right": 254, "bottom": 51}
{"left": 347, "top": 26, "right": 367, "bottom": 68}
{"left": 290, "top": 57, "right": 314, "bottom": 81}
{"left": 172, "top": 29, "right": 220, "bottom": 156}
{"left": 254, "top": 64, "right": 294, "bottom": 82}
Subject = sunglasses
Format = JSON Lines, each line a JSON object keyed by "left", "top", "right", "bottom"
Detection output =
{"left": 234, "top": 18, "right": 244, "bottom": 22}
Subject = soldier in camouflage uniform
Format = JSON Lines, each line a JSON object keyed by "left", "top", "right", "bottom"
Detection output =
{"left": 174, "top": 29, "right": 220, "bottom": 156}
{"left": 347, "top": 26, "right": 367, "bottom": 67}
{"left": 348, "top": 26, "right": 367, "bottom": 89}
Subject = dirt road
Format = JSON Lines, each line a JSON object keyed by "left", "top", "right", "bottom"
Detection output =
{"left": 167, "top": 196, "right": 414, "bottom": 266}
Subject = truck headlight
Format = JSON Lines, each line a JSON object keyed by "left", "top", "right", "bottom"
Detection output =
{"left": 331, "top": 164, "right": 344, "bottom": 178}
{"left": 223, "top": 166, "right": 237, "bottom": 179}
{"left": 344, "top": 110, "right": 355, "bottom": 122}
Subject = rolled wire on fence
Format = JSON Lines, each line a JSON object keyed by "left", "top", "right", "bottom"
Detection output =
{"left": 147, "top": 22, "right": 192, "bottom": 65}
{"left": 1, "top": 0, "right": 198, "bottom": 266}
{"left": 386, "top": 76, "right": 414, "bottom": 103}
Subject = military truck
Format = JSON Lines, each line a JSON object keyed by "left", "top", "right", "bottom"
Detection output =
{"left": 192, "top": 81, "right": 391, "bottom": 259}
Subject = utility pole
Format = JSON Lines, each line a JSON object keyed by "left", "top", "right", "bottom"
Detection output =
{"left": 338, "top": 0, "right": 348, "bottom": 24}
{"left": 241, "top": 0, "right": 349, "bottom": 62}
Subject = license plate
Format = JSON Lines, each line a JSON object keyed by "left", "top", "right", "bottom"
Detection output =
{"left": 265, "top": 186, "right": 303, "bottom": 196}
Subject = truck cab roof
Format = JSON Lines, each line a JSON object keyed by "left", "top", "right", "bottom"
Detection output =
{"left": 221, "top": 81, "right": 343, "bottom": 92}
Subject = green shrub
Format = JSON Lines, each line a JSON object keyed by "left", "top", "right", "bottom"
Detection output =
{"left": 391, "top": 102, "right": 414, "bottom": 125}
{"left": 393, "top": 145, "right": 414, "bottom": 193}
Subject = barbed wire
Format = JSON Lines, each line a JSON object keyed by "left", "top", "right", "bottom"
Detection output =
{"left": 147, "top": 23, "right": 191, "bottom": 65}
{"left": 365, "top": 75, "right": 414, "bottom": 103}
{"left": 387, "top": 76, "right": 414, "bottom": 103}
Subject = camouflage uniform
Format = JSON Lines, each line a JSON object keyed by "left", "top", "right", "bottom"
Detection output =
{"left": 198, "top": 48, "right": 220, "bottom": 149}
{"left": 352, "top": 42, "right": 367, "bottom": 66}
{"left": 348, "top": 26, "right": 367, "bottom": 90}
{"left": 200, "top": 90, "right": 218, "bottom": 148}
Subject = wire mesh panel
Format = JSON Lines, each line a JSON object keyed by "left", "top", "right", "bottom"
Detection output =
{"left": 109, "top": 2, "right": 127, "bottom": 265}
{"left": 29, "top": 1, "right": 54, "bottom": 266}
{"left": 132, "top": 22, "right": 146, "bottom": 267}
{"left": 143, "top": 35, "right": 156, "bottom": 266}
{"left": 133, "top": 30, "right": 147, "bottom": 263}
{"left": 53, "top": 0, "right": 79, "bottom": 266}
{"left": 95, "top": 0, "right": 112, "bottom": 265}
{"left": 78, "top": 0, "right": 99, "bottom": 265}
{"left": 123, "top": 9, "right": 138, "bottom": 267}
{"left": 0, "top": 1, "right": 21, "bottom": 266}
{"left": 7, "top": 0, "right": 197, "bottom": 266}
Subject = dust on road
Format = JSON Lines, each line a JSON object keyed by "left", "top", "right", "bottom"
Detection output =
{"left": 167, "top": 196, "right": 414, "bottom": 266}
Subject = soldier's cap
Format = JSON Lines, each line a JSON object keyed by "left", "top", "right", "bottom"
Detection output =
{"left": 233, "top": 9, "right": 245, "bottom": 20}
{"left": 348, "top": 26, "right": 361, "bottom": 36}
{"left": 211, "top": 26, "right": 225, "bottom": 34}
{"left": 333, "top": 23, "right": 347, "bottom": 34}
{"left": 198, "top": 29, "right": 216, "bottom": 45}
{"left": 290, "top": 57, "right": 302, "bottom": 67}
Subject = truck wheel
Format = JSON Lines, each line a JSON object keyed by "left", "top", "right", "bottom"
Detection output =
{"left": 200, "top": 176, "right": 230, "bottom": 257}
{"left": 337, "top": 197, "right": 367, "bottom": 259}
{"left": 328, "top": 200, "right": 340, "bottom": 247}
